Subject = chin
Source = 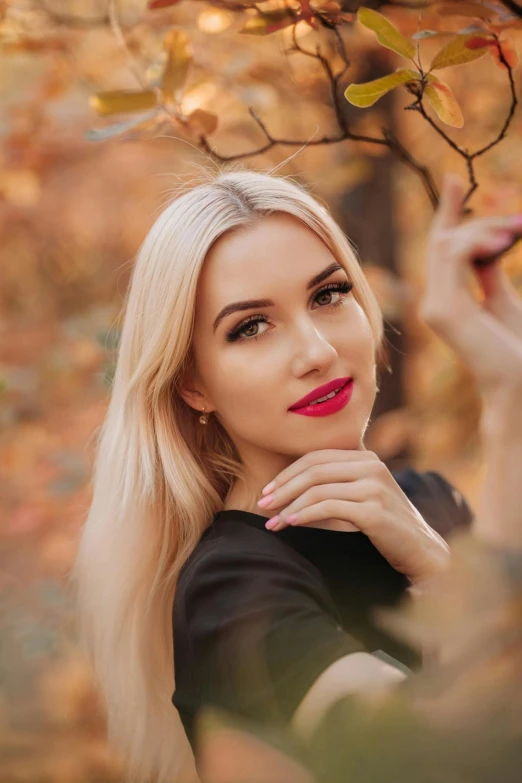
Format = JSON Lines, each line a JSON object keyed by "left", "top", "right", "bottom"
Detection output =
{"left": 290, "top": 429, "right": 365, "bottom": 454}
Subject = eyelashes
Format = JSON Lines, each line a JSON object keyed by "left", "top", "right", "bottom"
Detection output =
{"left": 225, "top": 280, "right": 354, "bottom": 343}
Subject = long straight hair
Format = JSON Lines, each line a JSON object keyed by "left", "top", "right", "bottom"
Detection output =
{"left": 70, "top": 165, "right": 385, "bottom": 783}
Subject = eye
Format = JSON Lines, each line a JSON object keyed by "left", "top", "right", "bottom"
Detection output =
{"left": 225, "top": 280, "right": 353, "bottom": 343}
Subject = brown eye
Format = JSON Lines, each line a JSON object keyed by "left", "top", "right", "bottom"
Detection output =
{"left": 316, "top": 290, "right": 335, "bottom": 305}
{"left": 225, "top": 280, "right": 353, "bottom": 343}
{"left": 243, "top": 323, "right": 260, "bottom": 337}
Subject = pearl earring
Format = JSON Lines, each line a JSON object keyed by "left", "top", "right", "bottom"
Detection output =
{"left": 199, "top": 406, "right": 209, "bottom": 425}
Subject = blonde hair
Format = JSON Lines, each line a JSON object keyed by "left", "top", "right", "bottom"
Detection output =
{"left": 70, "top": 164, "right": 385, "bottom": 783}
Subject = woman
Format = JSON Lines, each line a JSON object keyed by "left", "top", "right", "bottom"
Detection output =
{"left": 71, "top": 167, "right": 522, "bottom": 783}
{"left": 272, "top": 176, "right": 522, "bottom": 783}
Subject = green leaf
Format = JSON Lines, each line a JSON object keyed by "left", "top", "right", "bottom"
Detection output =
{"left": 89, "top": 90, "right": 158, "bottom": 117}
{"left": 424, "top": 80, "right": 464, "bottom": 127}
{"left": 358, "top": 7, "right": 416, "bottom": 60}
{"left": 344, "top": 69, "right": 421, "bottom": 108}
{"left": 239, "top": 9, "right": 299, "bottom": 35}
{"left": 430, "top": 33, "right": 490, "bottom": 70}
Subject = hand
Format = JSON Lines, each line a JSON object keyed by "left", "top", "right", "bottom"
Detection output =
{"left": 420, "top": 173, "right": 522, "bottom": 407}
{"left": 257, "top": 449, "right": 450, "bottom": 585}
{"left": 475, "top": 250, "right": 522, "bottom": 340}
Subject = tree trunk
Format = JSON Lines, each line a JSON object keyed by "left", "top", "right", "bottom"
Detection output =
{"left": 334, "top": 48, "right": 410, "bottom": 471}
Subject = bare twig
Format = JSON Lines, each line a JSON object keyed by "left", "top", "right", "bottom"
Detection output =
{"left": 106, "top": 0, "right": 193, "bottom": 127}
{"left": 382, "top": 129, "right": 439, "bottom": 207}
{"left": 198, "top": 15, "right": 439, "bottom": 207}
{"left": 88, "top": 2, "right": 515, "bottom": 211}
{"left": 472, "top": 40, "right": 519, "bottom": 157}
{"left": 108, "top": 0, "right": 149, "bottom": 92}
{"left": 405, "top": 33, "right": 518, "bottom": 205}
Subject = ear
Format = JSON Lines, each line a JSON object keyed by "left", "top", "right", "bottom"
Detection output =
{"left": 177, "top": 358, "right": 211, "bottom": 413}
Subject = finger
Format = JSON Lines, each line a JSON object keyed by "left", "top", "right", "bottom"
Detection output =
{"left": 282, "top": 498, "right": 375, "bottom": 533}
{"left": 258, "top": 460, "right": 381, "bottom": 511}
{"left": 425, "top": 224, "right": 508, "bottom": 315}
{"left": 463, "top": 226, "right": 520, "bottom": 264}
{"left": 260, "top": 449, "right": 378, "bottom": 495}
{"left": 433, "top": 173, "right": 466, "bottom": 230}
{"left": 270, "top": 479, "right": 376, "bottom": 531}
{"left": 467, "top": 214, "right": 522, "bottom": 235}
{"left": 473, "top": 235, "right": 522, "bottom": 270}
{"left": 424, "top": 225, "right": 520, "bottom": 313}
{"left": 425, "top": 299, "right": 522, "bottom": 397}
{"left": 476, "top": 260, "right": 522, "bottom": 337}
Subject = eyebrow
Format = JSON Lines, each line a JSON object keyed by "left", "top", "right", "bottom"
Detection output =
{"left": 212, "top": 262, "right": 346, "bottom": 334}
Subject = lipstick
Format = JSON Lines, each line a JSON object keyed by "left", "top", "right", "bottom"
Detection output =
{"left": 289, "top": 379, "right": 354, "bottom": 417}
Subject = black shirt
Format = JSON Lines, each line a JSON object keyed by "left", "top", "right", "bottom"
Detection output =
{"left": 171, "top": 468, "right": 473, "bottom": 756}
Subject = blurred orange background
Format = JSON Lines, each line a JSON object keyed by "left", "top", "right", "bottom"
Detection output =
{"left": 1, "top": 1, "right": 522, "bottom": 780}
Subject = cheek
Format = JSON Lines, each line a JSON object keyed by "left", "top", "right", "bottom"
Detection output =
{"left": 212, "top": 361, "right": 276, "bottom": 417}
{"left": 342, "top": 312, "right": 376, "bottom": 365}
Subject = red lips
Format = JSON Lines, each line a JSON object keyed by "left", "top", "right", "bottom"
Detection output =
{"left": 288, "top": 376, "right": 353, "bottom": 411}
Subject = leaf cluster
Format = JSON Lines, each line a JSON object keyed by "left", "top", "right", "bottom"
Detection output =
{"left": 345, "top": 7, "right": 519, "bottom": 128}
{"left": 28, "top": 0, "right": 522, "bottom": 203}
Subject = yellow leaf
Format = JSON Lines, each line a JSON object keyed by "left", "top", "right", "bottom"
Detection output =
{"left": 358, "top": 7, "right": 416, "bottom": 60}
{"left": 161, "top": 28, "right": 193, "bottom": 101}
{"left": 430, "top": 33, "right": 490, "bottom": 69}
{"left": 239, "top": 9, "right": 298, "bottom": 35}
{"left": 424, "top": 80, "right": 464, "bottom": 127}
{"left": 89, "top": 90, "right": 158, "bottom": 117}
{"left": 186, "top": 109, "right": 219, "bottom": 136}
{"left": 344, "top": 69, "right": 420, "bottom": 108}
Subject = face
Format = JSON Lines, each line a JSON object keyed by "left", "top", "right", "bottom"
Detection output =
{"left": 180, "top": 213, "right": 378, "bottom": 502}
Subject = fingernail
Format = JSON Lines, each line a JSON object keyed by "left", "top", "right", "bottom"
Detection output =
{"left": 487, "top": 235, "right": 511, "bottom": 252}
{"left": 286, "top": 514, "right": 298, "bottom": 525}
{"left": 262, "top": 481, "right": 276, "bottom": 495}
{"left": 257, "top": 494, "right": 274, "bottom": 508}
{"left": 510, "top": 214, "right": 522, "bottom": 228}
{"left": 265, "top": 516, "right": 280, "bottom": 530}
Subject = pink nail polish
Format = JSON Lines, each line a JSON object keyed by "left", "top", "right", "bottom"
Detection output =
{"left": 262, "top": 481, "right": 276, "bottom": 495}
{"left": 257, "top": 494, "right": 274, "bottom": 508}
{"left": 265, "top": 516, "right": 280, "bottom": 530}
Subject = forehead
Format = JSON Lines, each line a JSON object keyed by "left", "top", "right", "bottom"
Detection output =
{"left": 196, "top": 213, "right": 333, "bottom": 306}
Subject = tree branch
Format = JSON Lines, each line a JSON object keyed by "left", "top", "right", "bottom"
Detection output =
{"left": 404, "top": 36, "right": 518, "bottom": 206}
{"left": 77, "top": 1, "right": 515, "bottom": 212}
{"left": 198, "top": 16, "right": 439, "bottom": 207}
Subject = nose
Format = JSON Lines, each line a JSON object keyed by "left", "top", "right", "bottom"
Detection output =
{"left": 291, "top": 318, "right": 337, "bottom": 370}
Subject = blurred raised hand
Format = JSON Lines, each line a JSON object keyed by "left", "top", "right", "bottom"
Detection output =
{"left": 421, "top": 173, "right": 522, "bottom": 409}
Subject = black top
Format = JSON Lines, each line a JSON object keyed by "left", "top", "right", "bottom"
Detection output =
{"left": 171, "top": 468, "right": 473, "bottom": 757}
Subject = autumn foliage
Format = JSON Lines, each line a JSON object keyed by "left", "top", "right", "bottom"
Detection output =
{"left": 2, "top": 2, "right": 522, "bottom": 782}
